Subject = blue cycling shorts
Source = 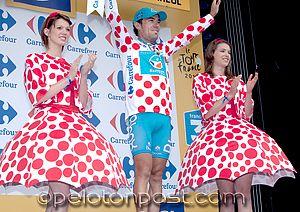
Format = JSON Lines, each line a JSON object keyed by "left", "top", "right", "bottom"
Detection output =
{"left": 128, "top": 112, "right": 172, "bottom": 159}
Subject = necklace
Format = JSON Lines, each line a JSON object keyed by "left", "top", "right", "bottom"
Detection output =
{"left": 138, "top": 38, "right": 160, "bottom": 55}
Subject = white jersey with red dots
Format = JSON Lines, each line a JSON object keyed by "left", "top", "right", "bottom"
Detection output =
{"left": 106, "top": 9, "right": 214, "bottom": 120}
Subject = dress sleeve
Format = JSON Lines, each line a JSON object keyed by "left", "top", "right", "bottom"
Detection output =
{"left": 77, "top": 72, "right": 93, "bottom": 115}
{"left": 237, "top": 80, "right": 254, "bottom": 121}
{"left": 163, "top": 14, "right": 214, "bottom": 59}
{"left": 24, "top": 54, "right": 51, "bottom": 106}
{"left": 82, "top": 90, "right": 93, "bottom": 114}
{"left": 192, "top": 74, "right": 215, "bottom": 120}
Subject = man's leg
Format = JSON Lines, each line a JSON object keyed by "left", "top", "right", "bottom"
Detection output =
{"left": 133, "top": 153, "right": 153, "bottom": 212}
{"left": 148, "top": 157, "right": 168, "bottom": 212}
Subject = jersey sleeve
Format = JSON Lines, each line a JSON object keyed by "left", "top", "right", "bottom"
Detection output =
{"left": 163, "top": 14, "right": 215, "bottom": 58}
{"left": 192, "top": 74, "right": 215, "bottom": 120}
{"left": 105, "top": 1, "right": 133, "bottom": 55}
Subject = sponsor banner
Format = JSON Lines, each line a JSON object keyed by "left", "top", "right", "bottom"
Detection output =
{"left": 86, "top": 0, "right": 105, "bottom": 17}
{"left": 184, "top": 109, "right": 203, "bottom": 145}
{"left": 6, "top": 0, "right": 76, "bottom": 17}
{"left": 134, "top": 0, "right": 190, "bottom": 11}
{"left": 0, "top": 1, "right": 180, "bottom": 196}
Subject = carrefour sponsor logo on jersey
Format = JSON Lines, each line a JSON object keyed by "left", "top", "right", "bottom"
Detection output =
{"left": 126, "top": 55, "right": 134, "bottom": 98}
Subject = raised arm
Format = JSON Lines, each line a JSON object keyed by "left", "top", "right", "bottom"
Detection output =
{"left": 163, "top": 0, "right": 221, "bottom": 58}
{"left": 210, "top": 0, "right": 221, "bottom": 18}
{"left": 105, "top": 0, "right": 133, "bottom": 54}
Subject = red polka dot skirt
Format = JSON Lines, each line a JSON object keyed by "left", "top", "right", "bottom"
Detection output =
{"left": 176, "top": 118, "right": 296, "bottom": 195}
{"left": 176, "top": 73, "right": 296, "bottom": 195}
{"left": 0, "top": 107, "right": 129, "bottom": 192}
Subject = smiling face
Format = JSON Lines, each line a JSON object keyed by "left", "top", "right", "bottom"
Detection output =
{"left": 213, "top": 43, "right": 231, "bottom": 69}
{"left": 43, "top": 18, "right": 70, "bottom": 49}
{"left": 134, "top": 14, "right": 161, "bottom": 44}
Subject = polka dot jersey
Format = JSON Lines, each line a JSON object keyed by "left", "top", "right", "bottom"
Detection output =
{"left": 106, "top": 9, "right": 214, "bottom": 120}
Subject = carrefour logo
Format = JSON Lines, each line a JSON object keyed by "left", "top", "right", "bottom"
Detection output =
{"left": 107, "top": 70, "right": 125, "bottom": 101}
{"left": 0, "top": 53, "right": 16, "bottom": 77}
{"left": 0, "top": 9, "right": 16, "bottom": 32}
{"left": 0, "top": 100, "right": 17, "bottom": 124}
{"left": 82, "top": 112, "right": 101, "bottom": 128}
{"left": 107, "top": 70, "right": 124, "bottom": 92}
{"left": 70, "top": 23, "right": 96, "bottom": 44}
{"left": 27, "top": 16, "right": 96, "bottom": 45}
{"left": 26, "top": 15, "right": 45, "bottom": 46}
{"left": 110, "top": 113, "right": 127, "bottom": 135}
{"left": 68, "top": 23, "right": 97, "bottom": 54}
{"left": 79, "top": 66, "right": 101, "bottom": 127}
{"left": 0, "top": 9, "right": 17, "bottom": 44}
{"left": 27, "top": 15, "right": 45, "bottom": 36}
{"left": 26, "top": 15, "right": 98, "bottom": 55}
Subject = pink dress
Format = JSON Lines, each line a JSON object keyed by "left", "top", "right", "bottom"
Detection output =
{"left": 176, "top": 73, "right": 296, "bottom": 195}
{"left": 0, "top": 53, "right": 129, "bottom": 192}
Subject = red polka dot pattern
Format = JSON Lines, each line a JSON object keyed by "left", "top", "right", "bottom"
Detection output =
{"left": 176, "top": 73, "right": 296, "bottom": 195}
{"left": 23, "top": 53, "right": 93, "bottom": 115}
{"left": 107, "top": 11, "right": 214, "bottom": 119}
{"left": 0, "top": 53, "right": 129, "bottom": 191}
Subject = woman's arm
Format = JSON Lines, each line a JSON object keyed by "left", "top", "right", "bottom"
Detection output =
{"left": 204, "top": 75, "right": 242, "bottom": 119}
{"left": 34, "top": 54, "right": 82, "bottom": 106}
{"left": 245, "top": 72, "right": 258, "bottom": 118}
{"left": 78, "top": 53, "right": 97, "bottom": 109}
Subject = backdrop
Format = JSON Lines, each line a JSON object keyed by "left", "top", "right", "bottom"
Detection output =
{"left": 0, "top": 0, "right": 207, "bottom": 198}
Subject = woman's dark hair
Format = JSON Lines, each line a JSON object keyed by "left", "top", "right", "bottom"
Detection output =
{"left": 133, "top": 19, "right": 143, "bottom": 36}
{"left": 205, "top": 38, "right": 233, "bottom": 80}
{"left": 41, "top": 13, "right": 72, "bottom": 49}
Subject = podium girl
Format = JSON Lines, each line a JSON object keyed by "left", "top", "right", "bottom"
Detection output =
{"left": 0, "top": 12, "right": 128, "bottom": 212}
{"left": 176, "top": 39, "right": 296, "bottom": 212}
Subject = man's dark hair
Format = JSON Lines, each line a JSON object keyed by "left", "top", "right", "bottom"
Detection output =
{"left": 133, "top": 19, "right": 143, "bottom": 36}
